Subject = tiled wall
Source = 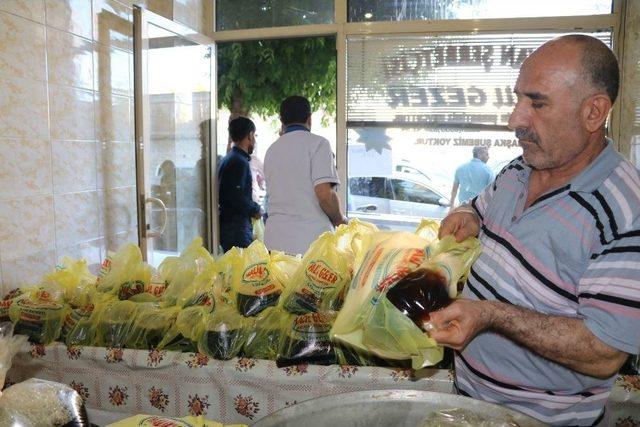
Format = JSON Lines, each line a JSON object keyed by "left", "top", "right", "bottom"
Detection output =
{"left": 0, "top": 0, "right": 209, "bottom": 295}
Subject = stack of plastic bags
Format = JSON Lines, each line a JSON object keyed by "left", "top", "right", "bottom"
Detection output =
{"left": 0, "top": 218, "right": 482, "bottom": 369}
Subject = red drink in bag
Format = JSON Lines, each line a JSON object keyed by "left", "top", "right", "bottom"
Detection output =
{"left": 385, "top": 268, "right": 452, "bottom": 330}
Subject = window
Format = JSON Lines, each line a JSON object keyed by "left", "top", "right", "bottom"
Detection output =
{"left": 346, "top": 30, "right": 612, "bottom": 228}
{"left": 390, "top": 179, "right": 442, "bottom": 205}
{"left": 348, "top": 0, "right": 612, "bottom": 22}
{"left": 349, "top": 176, "right": 391, "bottom": 198}
{"left": 216, "top": 0, "right": 334, "bottom": 31}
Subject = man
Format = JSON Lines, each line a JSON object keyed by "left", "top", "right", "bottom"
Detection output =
{"left": 429, "top": 35, "right": 639, "bottom": 426}
{"left": 218, "top": 117, "right": 261, "bottom": 252}
{"left": 449, "top": 146, "right": 494, "bottom": 210}
{"left": 264, "top": 95, "right": 347, "bottom": 255}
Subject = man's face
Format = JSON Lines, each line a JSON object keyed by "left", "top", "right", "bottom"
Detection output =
{"left": 507, "top": 42, "right": 589, "bottom": 171}
{"left": 478, "top": 147, "right": 489, "bottom": 163}
{"left": 248, "top": 131, "right": 256, "bottom": 155}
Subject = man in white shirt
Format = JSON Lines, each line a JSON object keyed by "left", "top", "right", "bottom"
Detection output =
{"left": 264, "top": 95, "right": 347, "bottom": 255}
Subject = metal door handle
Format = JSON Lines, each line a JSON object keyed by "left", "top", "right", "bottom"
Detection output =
{"left": 145, "top": 197, "right": 167, "bottom": 238}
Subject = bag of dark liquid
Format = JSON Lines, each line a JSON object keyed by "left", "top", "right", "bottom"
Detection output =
{"left": 332, "top": 233, "right": 481, "bottom": 369}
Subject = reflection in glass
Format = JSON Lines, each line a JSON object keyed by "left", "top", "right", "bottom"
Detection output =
{"left": 346, "top": 30, "right": 611, "bottom": 232}
{"left": 146, "top": 23, "right": 211, "bottom": 266}
{"left": 216, "top": 0, "right": 334, "bottom": 31}
{"left": 348, "top": 0, "right": 612, "bottom": 22}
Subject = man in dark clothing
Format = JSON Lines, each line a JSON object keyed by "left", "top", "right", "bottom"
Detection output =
{"left": 218, "top": 117, "right": 261, "bottom": 252}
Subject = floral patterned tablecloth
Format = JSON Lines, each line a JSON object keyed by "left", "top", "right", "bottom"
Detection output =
{"left": 5, "top": 343, "right": 640, "bottom": 426}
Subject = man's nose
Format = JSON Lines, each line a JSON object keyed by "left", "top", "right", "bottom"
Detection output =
{"left": 507, "top": 101, "right": 528, "bottom": 131}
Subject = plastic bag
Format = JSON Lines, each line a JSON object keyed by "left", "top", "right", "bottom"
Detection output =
{"left": 330, "top": 232, "right": 438, "bottom": 368}
{"left": 160, "top": 238, "right": 215, "bottom": 307}
{"left": 0, "top": 322, "right": 28, "bottom": 391}
{"left": 277, "top": 311, "right": 338, "bottom": 367}
{"left": 386, "top": 236, "right": 481, "bottom": 330}
{"left": 94, "top": 300, "right": 143, "bottom": 348}
{"left": 252, "top": 217, "right": 265, "bottom": 242}
{"left": 197, "top": 305, "right": 250, "bottom": 360}
{"left": 420, "top": 408, "right": 519, "bottom": 427}
{"left": 281, "top": 231, "right": 353, "bottom": 315}
{"left": 173, "top": 260, "right": 218, "bottom": 309}
{"left": 8, "top": 288, "right": 70, "bottom": 345}
{"left": 414, "top": 219, "right": 440, "bottom": 243}
{"left": 0, "top": 378, "right": 89, "bottom": 426}
{"left": 64, "top": 293, "right": 115, "bottom": 347}
{"left": 158, "top": 305, "right": 212, "bottom": 353}
{"left": 96, "top": 244, "right": 152, "bottom": 300}
{"left": 0, "top": 289, "right": 23, "bottom": 323}
{"left": 332, "top": 232, "right": 481, "bottom": 369}
{"left": 125, "top": 305, "right": 180, "bottom": 349}
{"left": 44, "top": 257, "right": 97, "bottom": 308}
{"left": 233, "top": 240, "right": 285, "bottom": 317}
{"left": 243, "top": 306, "right": 294, "bottom": 360}
{"left": 107, "top": 414, "right": 236, "bottom": 427}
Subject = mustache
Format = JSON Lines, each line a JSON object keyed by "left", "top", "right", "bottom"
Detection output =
{"left": 515, "top": 128, "right": 539, "bottom": 144}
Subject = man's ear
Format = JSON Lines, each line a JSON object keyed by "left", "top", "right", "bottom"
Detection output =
{"left": 583, "top": 94, "right": 612, "bottom": 133}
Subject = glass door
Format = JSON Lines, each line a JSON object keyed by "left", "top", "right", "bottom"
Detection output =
{"left": 134, "top": 6, "right": 217, "bottom": 267}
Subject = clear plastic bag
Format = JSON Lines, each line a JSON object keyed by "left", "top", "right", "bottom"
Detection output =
{"left": 421, "top": 408, "right": 519, "bottom": 426}
{"left": 0, "top": 322, "right": 28, "bottom": 392}
{"left": 0, "top": 378, "right": 89, "bottom": 426}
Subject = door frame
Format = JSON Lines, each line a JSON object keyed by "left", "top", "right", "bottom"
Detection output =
{"left": 133, "top": 5, "right": 218, "bottom": 260}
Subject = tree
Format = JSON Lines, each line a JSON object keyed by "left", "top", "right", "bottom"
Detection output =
{"left": 217, "top": 36, "right": 336, "bottom": 120}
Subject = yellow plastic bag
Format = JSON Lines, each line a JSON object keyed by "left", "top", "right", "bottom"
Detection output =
{"left": 44, "top": 257, "right": 97, "bottom": 308}
{"left": 252, "top": 217, "right": 265, "bottom": 242}
{"left": 161, "top": 238, "right": 215, "bottom": 307}
{"left": 332, "top": 232, "right": 481, "bottom": 369}
{"left": 281, "top": 231, "right": 353, "bottom": 314}
{"left": 94, "top": 300, "right": 144, "bottom": 348}
{"left": 125, "top": 304, "right": 180, "bottom": 349}
{"left": 8, "top": 288, "right": 70, "bottom": 345}
{"left": 106, "top": 414, "right": 242, "bottom": 427}
{"left": 330, "top": 232, "right": 436, "bottom": 368}
{"left": 197, "top": 305, "right": 251, "bottom": 360}
{"left": 215, "top": 246, "right": 241, "bottom": 306}
{"left": 97, "top": 244, "right": 152, "bottom": 300}
{"left": 233, "top": 240, "right": 285, "bottom": 317}
{"left": 277, "top": 311, "right": 338, "bottom": 367}
{"left": 173, "top": 260, "right": 218, "bottom": 309}
{"left": 64, "top": 293, "right": 115, "bottom": 346}
{"left": 157, "top": 305, "right": 212, "bottom": 353}
{"left": 1, "top": 289, "right": 24, "bottom": 323}
{"left": 414, "top": 219, "right": 440, "bottom": 243}
{"left": 243, "top": 306, "right": 294, "bottom": 360}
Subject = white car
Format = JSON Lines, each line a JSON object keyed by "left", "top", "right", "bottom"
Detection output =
{"left": 347, "top": 174, "right": 450, "bottom": 231}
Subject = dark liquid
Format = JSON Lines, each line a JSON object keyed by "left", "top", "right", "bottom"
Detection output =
{"left": 385, "top": 268, "right": 451, "bottom": 330}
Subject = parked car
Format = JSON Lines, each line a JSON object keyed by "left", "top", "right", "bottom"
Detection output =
{"left": 347, "top": 174, "right": 450, "bottom": 231}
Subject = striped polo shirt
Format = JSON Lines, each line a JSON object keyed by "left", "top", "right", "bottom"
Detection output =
{"left": 456, "top": 141, "right": 640, "bottom": 426}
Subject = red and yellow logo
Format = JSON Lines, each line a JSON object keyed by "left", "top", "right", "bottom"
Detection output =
{"left": 242, "top": 263, "right": 269, "bottom": 283}
{"left": 305, "top": 260, "right": 340, "bottom": 287}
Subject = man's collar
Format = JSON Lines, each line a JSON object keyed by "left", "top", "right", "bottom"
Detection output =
{"left": 232, "top": 145, "right": 251, "bottom": 160}
{"left": 284, "top": 124, "right": 310, "bottom": 134}
{"left": 514, "top": 139, "right": 623, "bottom": 192}
{"left": 569, "top": 138, "right": 623, "bottom": 193}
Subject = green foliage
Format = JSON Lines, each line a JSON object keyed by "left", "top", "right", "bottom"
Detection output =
{"left": 217, "top": 36, "right": 336, "bottom": 120}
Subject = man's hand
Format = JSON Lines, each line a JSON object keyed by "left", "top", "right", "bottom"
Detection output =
{"left": 315, "top": 183, "right": 346, "bottom": 227}
{"left": 438, "top": 209, "right": 481, "bottom": 242}
{"left": 428, "top": 298, "right": 628, "bottom": 378}
{"left": 428, "top": 299, "right": 494, "bottom": 350}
